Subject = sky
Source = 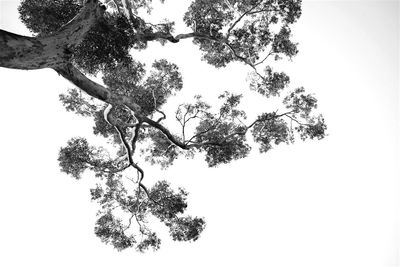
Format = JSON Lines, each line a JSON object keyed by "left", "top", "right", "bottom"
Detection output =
{"left": 0, "top": 0, "right": 399, "bottom": 266}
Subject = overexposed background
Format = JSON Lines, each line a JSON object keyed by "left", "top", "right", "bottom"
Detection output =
{"left": 0, "top": 0, "right": 399, "bottom": 266}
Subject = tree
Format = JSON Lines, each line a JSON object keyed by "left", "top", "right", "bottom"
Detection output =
{"left": 0, "top": 0, "right": 326, "bottom": 252}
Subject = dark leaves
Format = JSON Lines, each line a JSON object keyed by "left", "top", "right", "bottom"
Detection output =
{"left": 58, "top": 137, "right": 119, "bottom": 179}
{"left": 283, "top": 87, "right": 318, "bottom": 118}
{"left": 296, "top": 115, "right": 327, "bottom": 140}
{"left": 92, "top": 109, "right": 116, "bottom": 138}
{"left": 249, "top": 67, "right": 290, "bottom": 97}
{"left": 271, "top": 27, "right": 298, "bottom": 59}
{"left": 283, "top": 88, "right": 327, "bottom": 140}
{"left": 95, "top": 212, "right": 136, "bottom": 251}
{"left": 218, "top": 92, "right": 246, "bottom": 119}
{"left": 102, "top": 59, "right": 146, "bottom": 96}
{"left": 72, "top": 14, "right": 136, "bottom": 74}
{"left": 136, "top": 232, "right": 161, "bottom": 252}
{"left": 195, "top": 40, "right": 234, "bottom": 68}
{"left": 148, "top": 181, "right": 188, "bottom": 221}
{"left": 203, "top": 135, "right": 251, "bottom": 167}
{"left": 251, "top": 114, "right": 290, "bottom": 152}
{"left": 102, "top": 59, "right": 183, "bottom": 115}
{"left": 91, "top": 179, "right": 204, "bottom": 251}
{"left": 18, "top": 0, "right": 80, "bottom": 35}
{"left": 145, "top": 59, "right": 183, "bottom": 95}
{"left": 184, "top": 0, "right": 233, "bottom": 36}
{"left": 59, "top": 88, "right": 98, "bottom": 116}
{"left": 58, "top": 137, "right": 92, "bottom": 179}
{"left": 183, "top": 92, "right": 250, "bottom": 167}
{"left": 195, "top": 120, "right": 250, "bottom": 167}
{"left": 184, "top": 0, "right": 301, "bottom": 67}
{"left": 142, "top": 128, "right": 179, "bottom": 169}
{"left": 147, "top": 181, "right": 205, "bottom": 242}
{"left": 168, "top": 216, "right": 206, "bottom": 242}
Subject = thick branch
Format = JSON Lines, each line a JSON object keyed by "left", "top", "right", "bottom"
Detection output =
{"left": 54, "top": 0, "right": 105, "bottom": 47}
{"left": 0, "top": 29, "right": 64, "bottom": 69}
{"left": 140, "top": 116, "right": 224, "bottom": 149}
{"left": 142, "top": 31, "right": 226, "bottom": 43}
{"left": 139, "top": 116, "right": 188, "bottom": 149}
{"left": 0, "top": 0, "right": 105, "bottom": 70}
{"left": 121, "top": 0, "right": 136, "bottom": 22}
{"left": 54, "top": 64, "right": 141, "bottom": 113}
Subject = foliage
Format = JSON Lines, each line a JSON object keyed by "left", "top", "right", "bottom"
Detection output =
{"left": 184, "top": 0, "right": 301, "bottom": 67}
{"left": 102, "top": 59, "right": 183, "bottom": 115}
{"left": 251, "top": 113, "right": 290, "bottom": 152}
{"left": 58, "top": 137, "right": 116, "bottom": 179}
{"left": 59, "top": 88, "right": 98, "bottom": 117}
{"left": 72, "top": 13, "right": 137, "bottom": 74}
{"left": 249, "top": 66, "right": 290, "bottom": 97}
{"left": 90, "top": 176, "right": 205, "bottom": 251}
{"left": 142, "top": 128, "right": 179, "bottom": 168}
{"left": 14, "top": 0, "right": 327, "bottom": 252}
{"left": 18, "top": 0, "right": 81, "bottom": 35}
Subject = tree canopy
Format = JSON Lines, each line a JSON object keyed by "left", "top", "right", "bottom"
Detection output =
{"left": 0, "top": 0, "right": 326, "bottom": 252}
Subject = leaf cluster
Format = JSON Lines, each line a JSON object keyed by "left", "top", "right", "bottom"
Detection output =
{"left": 18, "top": 0, "right": 81, "bottom": 35}
{"left": 92, "top": 179, "right": 205, "bottom": 251}
{"left": 184, "top": 0, "right": 301, "bottom": 67}
{"left": 72, "top": 14, "right": 137, "bottom": 74}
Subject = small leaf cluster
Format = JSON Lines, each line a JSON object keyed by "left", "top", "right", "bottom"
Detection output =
{"left": 250, "top": 87, "right": 327, "bottom": 151}
{"left": 95, "top": 211, "right": 136, "bottom": 251}
{"left": 192, "top": 93, "right": 251, "bottom": 167}
{"left": 142, "top": 128, "right": 179, "bottom": 169}
{"left": 59, "top": 88, "right": 98, "bottom": 117}
{"left": 283, "top": 88, "right": 327, "bottom": 140}
{"left": 58, "top": 137, "right": 117, "bottom": 179}
{"left": 249, "top": 66, "right": 290, "bottom": 97}
{"left": 251, "top": 113, "right": 290, "bottom": 152}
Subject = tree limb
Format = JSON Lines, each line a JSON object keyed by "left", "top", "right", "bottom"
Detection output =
{"left": 0, "top": 0, "right": 105, "bottom": 70}
{"left": 54, "top": 63, "right": 142, "bottom": 113}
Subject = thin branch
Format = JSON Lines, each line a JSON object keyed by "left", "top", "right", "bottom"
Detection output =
{"left": 151, "top": 89, "right": 166, "bottom": 122}
{"left": 284, "top": 114, "right": 312, "bottom": 126}
{"left": 125, "top": 214, "right": 135, "bottom": 231}
{"left": 227, "top": 0, "right": 263, "bottom": 35}
{"left": 254, "top": 50, "right": 273, "bottom": 66}
{"left": 131, "top": 122, "right": 142, "bottom": 154}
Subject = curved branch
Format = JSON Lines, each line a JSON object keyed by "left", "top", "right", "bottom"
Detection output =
{"left": 139, "top": 116, "right": 188, "bottom": 149}
{"left": 131, "top": 122, "right": 142, "bottom": 154}
{"left": 54, "top": 63, "right": 142, "bottom": 113}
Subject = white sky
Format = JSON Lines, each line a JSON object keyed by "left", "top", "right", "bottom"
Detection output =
{"left": 0, "top": 0, "right": 399, "bottom": 266}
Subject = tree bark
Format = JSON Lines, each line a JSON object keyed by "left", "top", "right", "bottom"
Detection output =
{"left": 0, "top": 0, "right": 205, "bottom": 115}
{"left": 0, "top": 0, "right": 104, "bottom": 70}
{"left": 0, "top": 0, "right": 144, "bottom": 113}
